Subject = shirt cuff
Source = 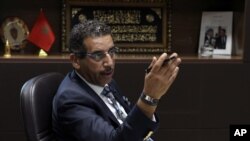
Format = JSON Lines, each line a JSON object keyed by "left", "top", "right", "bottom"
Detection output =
{"left": 152, "top": 114, "right": 156, "bottom": 122}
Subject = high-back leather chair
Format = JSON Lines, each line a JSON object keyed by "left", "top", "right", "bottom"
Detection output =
{"left": 20, "top": 72, "right": 64, "bottom": 141}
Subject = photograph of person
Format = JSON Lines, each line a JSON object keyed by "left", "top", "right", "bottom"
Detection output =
{"left": 199, "top": 11, "right": 233, "bottom": 55}
{"left": 214, "top": 26, "right": 227, "bottom": 49}
{"left": 204, "top": 28, "right": 216, "bottom": 47}
{"left": 203, "top": 26, "right": 227, "bottom": 50}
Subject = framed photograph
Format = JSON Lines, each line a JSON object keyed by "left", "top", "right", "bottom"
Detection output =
{"left": 198, "top": 12, "right": 233, "bottom": 55}
{"left": 62, "top": 0, "right": 168, "bottom": 53}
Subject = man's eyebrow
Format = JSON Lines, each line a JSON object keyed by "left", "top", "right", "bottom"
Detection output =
{"left": 89, "top": 45, "right": 115, "bottom": 52}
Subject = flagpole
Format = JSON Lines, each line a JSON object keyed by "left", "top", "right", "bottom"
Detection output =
{"left": 38, "top": 8, "right": 46, "bottom": 57}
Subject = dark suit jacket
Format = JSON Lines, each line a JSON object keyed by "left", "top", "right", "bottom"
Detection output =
{"left": 52, "top": 71, "right": 159, "bottom": 141}
{"left": 215, "top": 36, "right": 227, "bottom": 49}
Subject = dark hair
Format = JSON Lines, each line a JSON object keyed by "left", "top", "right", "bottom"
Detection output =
{"left": 205, "top": 28, "right": 213, "bottom": 35}
{"left": 69, "top": 20, "right": 112, "bottom": 53}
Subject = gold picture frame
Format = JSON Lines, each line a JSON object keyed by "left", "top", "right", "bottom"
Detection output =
{"left": 62, "top": 0, "right": 168, "bottom": 54}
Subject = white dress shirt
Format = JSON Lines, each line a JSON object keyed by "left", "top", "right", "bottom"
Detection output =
{"left": 75, "top": 71, "right": 155, "bottom": 124}
{"left": 75, "top": 71, "right": 127, "bottom": 124}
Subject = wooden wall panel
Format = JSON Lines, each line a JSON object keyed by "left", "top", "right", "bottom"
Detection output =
{"left": 0, "top": 60, "right": 250, "bottom": 141}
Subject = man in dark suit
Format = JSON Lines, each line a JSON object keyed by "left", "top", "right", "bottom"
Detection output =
{"left": 215, "top": 28, "right": 227, "bottom": 49}
{"left": 52, "top": 20, "right": 181, "bottom": 141}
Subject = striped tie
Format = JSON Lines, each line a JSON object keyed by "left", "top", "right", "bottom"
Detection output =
{"left": 102, "top": 85, "right": 154, "bottom": 141}
{"left": 101, "top": 85, "right": 126, "bottom": 122}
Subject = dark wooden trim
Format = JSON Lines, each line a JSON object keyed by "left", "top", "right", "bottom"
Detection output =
{"left": 0, "top": 54, "right": 243, "bottom": 64}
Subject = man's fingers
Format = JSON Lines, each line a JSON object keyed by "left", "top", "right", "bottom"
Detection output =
{"left": 150, "top": 53, "right": 168, "bottom": 73}
{"left": 148, "top": 57, "right": 157, "bottom": 69}
{"left": 168, "top": 66, "right": 180, "bottom": 83}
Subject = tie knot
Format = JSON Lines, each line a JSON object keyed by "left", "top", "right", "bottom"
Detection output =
{"left": 102, "top": 85, "right": 113, "bottom": 98}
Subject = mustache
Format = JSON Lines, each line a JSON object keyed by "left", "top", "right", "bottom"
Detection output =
{"left": 100, "top": 67, "right": 114, "bottom": 74}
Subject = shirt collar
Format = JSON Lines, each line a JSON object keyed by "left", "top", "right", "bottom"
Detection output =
{"left": 75, "top": 70, "right": 104, "bottom": 96}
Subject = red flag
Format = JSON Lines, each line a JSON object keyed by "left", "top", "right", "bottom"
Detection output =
{"left": 28, "top": 10, "right": 55, "bottom": 52}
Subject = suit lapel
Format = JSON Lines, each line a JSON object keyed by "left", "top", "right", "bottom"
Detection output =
{"left": 70, "top": 71, "right": 120, "bottom": 125}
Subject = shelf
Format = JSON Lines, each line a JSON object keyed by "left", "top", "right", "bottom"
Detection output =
{"left": 0, "top": 54, "right": 243, "bottom": 64}
{"left": 116, "top": 54, "right": 243, "bottom": 63}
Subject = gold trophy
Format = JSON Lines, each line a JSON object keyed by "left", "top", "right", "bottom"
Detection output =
{"left": 4, "top": 40, "right": 11, "bottom": 58}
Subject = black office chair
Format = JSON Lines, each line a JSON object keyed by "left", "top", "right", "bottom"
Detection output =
{"left": 20, "top": 72, "right": 64, "bottom": 141}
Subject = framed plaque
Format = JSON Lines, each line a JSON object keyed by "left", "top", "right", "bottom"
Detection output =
{"left": 0, "top": 17, "right": 29, "bottom": 50}
{"left": 62, "top": 1, "right": 168, "bottom": 53}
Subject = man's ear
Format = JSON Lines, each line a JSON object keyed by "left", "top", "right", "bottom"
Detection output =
{"left": 70, "top": 53, "right": 80, "bottom": 69}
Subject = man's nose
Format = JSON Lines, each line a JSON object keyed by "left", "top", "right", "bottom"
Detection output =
{"left": 103, "top": 53, "right": 114, "bottom": 66}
